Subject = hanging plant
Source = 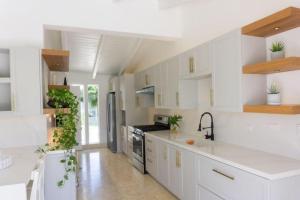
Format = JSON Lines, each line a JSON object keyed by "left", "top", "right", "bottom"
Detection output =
{"left": 38, "top": 88, "right": 79, "bottom": 187}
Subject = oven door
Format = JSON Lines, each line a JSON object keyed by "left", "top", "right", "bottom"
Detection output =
{"left": 132, "top": 133, "right": 144, "bottom": 163}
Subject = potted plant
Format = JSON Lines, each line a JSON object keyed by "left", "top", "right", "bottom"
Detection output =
{"left": 267, "top": 82, "right": 281, "bottom": 105}
{"left": 38, "top": 88, "right": 79, "bottom": 187}
{"left": 270, "top": 41, "right": 285, "bottom": 60}
{"left": 168, "top": 114, "right": 183, "bottom": 133}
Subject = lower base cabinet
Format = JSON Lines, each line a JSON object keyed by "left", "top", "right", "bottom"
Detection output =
{"left": 169, "top": 145, "right": 183, "bottom": 199}
{"left": 198, "top": 186, "right": 222, "bottom": 200}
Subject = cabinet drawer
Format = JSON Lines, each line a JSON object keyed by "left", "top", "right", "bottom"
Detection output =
{"left": 198, "top": 156, "right": 267, "bottom": 200}
{"left": 146, "top": 152, "right": 156, "bottom": 177}
{"left": 198, "top": 186, "right": 222, "bottom": 200}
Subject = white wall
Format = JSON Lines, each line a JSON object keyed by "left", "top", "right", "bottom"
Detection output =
{"left": 132, "top": 0, "right": 300, "bottom": 160}
{"left": 52, "top": 71, "right": 110, "bottom": 145}
{"left": 0, "top": 113, "right": 47, "bottom": 148}
{"left": 0, "top": 0, "right": 181, "bottom": 48}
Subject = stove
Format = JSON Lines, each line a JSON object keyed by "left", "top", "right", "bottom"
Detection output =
{"left": 129, "top": 115, "right": 169, "bottom": 173}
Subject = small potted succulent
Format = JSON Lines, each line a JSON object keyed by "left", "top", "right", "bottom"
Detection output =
{"left": 270, "top": 41, "right": 285, "bottom": 60}
{"left": 168, "top": 114, "right": 183, "bottom": 133}
{"left": 267, "top": 81, "right": 280, "bottom": 105}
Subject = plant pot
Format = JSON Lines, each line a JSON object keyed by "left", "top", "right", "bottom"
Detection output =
{"left": 170, "top": 125, "right": 179, "bottom": 133}
{"left": 271, "top": 51, "right": 285, "bottom": 60}
{"left": 267, "top": 93, "right": 281, "bottom": 105}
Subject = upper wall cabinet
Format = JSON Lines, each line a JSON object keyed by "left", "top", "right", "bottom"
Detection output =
{"left": 212, "top": 29, "right": 266, "bottom": 112}
{"left": 179, "top": 42, "right": 211, "bottom": 79}
{"left": 11, "top": 48, "right": 42, "bottom": 114}
{"left": 134, "top": 67, "right": 155, "bottom": 90}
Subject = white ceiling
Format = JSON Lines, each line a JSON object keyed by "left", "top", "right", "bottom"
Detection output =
{"left": 60, "top": 31, "right": 141, "bottom": 75}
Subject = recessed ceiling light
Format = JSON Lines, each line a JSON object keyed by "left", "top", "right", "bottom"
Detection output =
{"left": 274, "top": 27, "right": 280, "bottom": 30}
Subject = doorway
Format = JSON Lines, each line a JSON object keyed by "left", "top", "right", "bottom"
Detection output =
{"left": 72, "top": 84, "right": 101, "bottom": 149}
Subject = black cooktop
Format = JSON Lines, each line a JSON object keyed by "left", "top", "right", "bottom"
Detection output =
{"left": 133, "top": 124, "right": 170, "bottom": 132}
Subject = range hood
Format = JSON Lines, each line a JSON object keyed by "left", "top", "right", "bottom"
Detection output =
{"left": 136, "top": 86, "right": 154, "bottom": 95}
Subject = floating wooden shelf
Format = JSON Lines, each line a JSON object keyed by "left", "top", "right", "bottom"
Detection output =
{"left": 42, "top": 49, "right": 69, "bottom": 72}
{"left": 243, "top": 57, "right": 300, "bottom": 74}
{"left": 242, "top": 7, "right": 300, "bottom": 37}
{"left": 244, "top": 104, "right": 300, "bottom": 114}
{"left": 43, "top": 108, "right": 71, "bottom": 115}
{"left": 48, "top": 85, "right": 70, "bottom": 90}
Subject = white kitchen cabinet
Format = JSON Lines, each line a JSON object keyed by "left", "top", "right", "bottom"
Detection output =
{"left": 198, "top": 155, "right": 268, "bottom": 200}
{"left": 169, "top": 144, "right": 183, "bottom": 199}
{"left": 145, "top": 135, "right": 157, "bottom": 178}
{"left": 144, "top": 67, "right": 155, "bottom": 87}
{"left": 180, "top": 42, "right": 211, "bottom": 79}
{"left": 134, "top": 71, "right": 144, "bottom": 90}
{"left": 211, "top": 30, "right": 243, "bottom": 112}
{"left": 154, "top": 63, "right": 167, "bottom": 108}
{"left": 156, "top": 139, "right": 169, "bottom": 188}
{"left": 165, "top": 57, "right": 179, "bottom": 108}
{"left": 212, "top": 29, "right": 266, "bottom": 112}
{"left": 182, "top": 150, "right": 197, "bottom": 200}
{"left": 11, "top": 47, "right": 42, "bottom": 114}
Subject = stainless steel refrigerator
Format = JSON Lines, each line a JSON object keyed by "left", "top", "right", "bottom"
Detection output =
{"left": 106, "top": 92, "right": 117, "bottom": 153}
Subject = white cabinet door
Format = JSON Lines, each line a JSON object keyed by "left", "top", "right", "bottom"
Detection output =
{"left": 166, "top": 57, "right": 179, "bottom": 108}
{"left": 156, "top": 140, "right": 169, "bottom": 188}
{"left": 11, "top": 48, "right": 42, "bottom": 114}
{"left": 195, "top": 42, "right": 211, "bottom": 75}
{"left": 180, "top": 49, "right": 196, "bottom": 78}
{"left": 182, "top": 150, "right": 197, "bottom": 200}
{"left": 212, "top": 30, "right": 242, "bottom": 112}
{"left": 169, "top": 145, "right": 183, "bottom": 199}
{"left": 144, "top": 67, "right": 155, "bottom": 87}
{"left": 154, "top": 63, "right": 167, "bottom": 108}
{"left": 134, "top": 71, "right": 144, "bottom": 90}
{"left": 145, "top": 135, "right": 157, "bottom": 178}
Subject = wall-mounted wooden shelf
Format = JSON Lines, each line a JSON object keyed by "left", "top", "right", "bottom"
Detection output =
{"left": 242, "top": 7, "right": 300, "bottom": 37}
{"left": 243, "top": 57, "right": 300, "bottom": 74}
{"left": 42, "top": 49, "right": 69, "bottom": 72}
{"left": 244, "top": 104, "right": 300, "bottom": 114}
{"left": 48, "top": 85, "right": 70, "bottom": 90}
{"left": 43, "top": 108, "right": 71, "bottom": 115}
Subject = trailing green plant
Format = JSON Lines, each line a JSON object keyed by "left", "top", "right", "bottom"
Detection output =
{"left": 38, "top": 88, "right": 79, "bottom": 187}
{"left": 268, "top": 82, "right": 280, "bottom": 94}
{"left": 168, "top": 114, "right": 183, "bottom": 131}
{"left": 270, "top": 41, "right": 284, "bottom": 52}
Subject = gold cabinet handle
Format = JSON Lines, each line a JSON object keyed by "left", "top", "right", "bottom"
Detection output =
{"left": 176, "top": 150, "right": 181, "bottom": 168}
{"left": 176, "top": 92, "right": 179, "bottom": 106}
{"left": 212, "top": 169, "right": 235, "bottom": 180}
{"left": 163, "top": 145, "right": 167, "bottom": 160}
{"left": 189, "top": 57, "right": 195, "bottom": 73}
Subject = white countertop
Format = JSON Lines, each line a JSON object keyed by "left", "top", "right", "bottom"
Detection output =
{"left": 145, "top": 131, "right": 300, "bottom": 180}
{"left": 0, "top": 146, "right": 40, "bottom": 186}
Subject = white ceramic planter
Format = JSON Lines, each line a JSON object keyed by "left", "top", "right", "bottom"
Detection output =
{"left": 271, "top": 51, "right": 285, "bottom": 60}
{"left": 267, "top": 93, "right": 281, "bottom": 105}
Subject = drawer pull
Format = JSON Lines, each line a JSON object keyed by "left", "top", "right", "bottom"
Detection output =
{"left": 212, "top": 169, "right": 234, "bottom": 180}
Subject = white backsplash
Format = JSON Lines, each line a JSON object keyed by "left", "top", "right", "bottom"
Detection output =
{"left": 149, "top": 107, "right": 300, "bottom": 160}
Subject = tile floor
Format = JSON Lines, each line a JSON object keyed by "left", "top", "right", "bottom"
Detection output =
{"left": 77, "top": 148, "right": 177, "bottom": 200}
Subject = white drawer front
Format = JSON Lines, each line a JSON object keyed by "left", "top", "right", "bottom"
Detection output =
{"left": 198, "top": 156, "right": 267, "bottom": 200}
{"left": 146, "top": 153, "right": 156, "bottom": 177}
{"left": 198, "top": 186, "right": 223, "bottom": 200}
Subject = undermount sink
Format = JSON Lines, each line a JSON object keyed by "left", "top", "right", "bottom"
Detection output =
{"left": 0, "top": 152, "right": 13, "bottom": 170}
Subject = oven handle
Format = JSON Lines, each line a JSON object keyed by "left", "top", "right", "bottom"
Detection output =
{"left": 132, "top": 134, "right": 142, "bottom": 141}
